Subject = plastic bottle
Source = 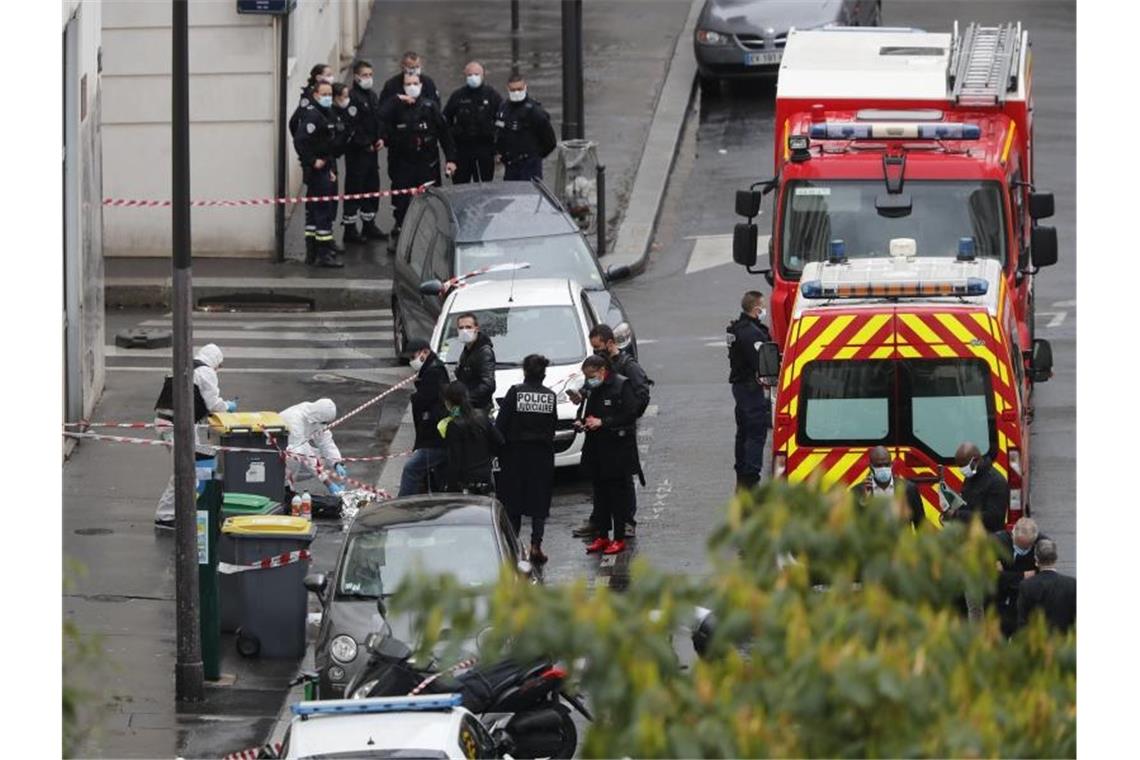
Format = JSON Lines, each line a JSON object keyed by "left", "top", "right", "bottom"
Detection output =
{"left": 291, "top": 494, "right": 302, "bottom": 517}
{"left": 301, "top": 491, "right": 312, "bottom": 520}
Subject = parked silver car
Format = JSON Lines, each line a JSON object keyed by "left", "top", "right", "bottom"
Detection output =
{"left": 693, "top": 0, "right": 882, "bottom": 86}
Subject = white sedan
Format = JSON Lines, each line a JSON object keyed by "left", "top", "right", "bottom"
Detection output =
{"left": 429, "top": 278, "right": 598, "bottom": 467}
{"left": 279, "top": 693, "right": 503, "bottom": 759}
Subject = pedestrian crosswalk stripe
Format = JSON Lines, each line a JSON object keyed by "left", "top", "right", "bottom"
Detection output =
{"left": 105, "top": 346, "right": 396, "bottom": 360}
{"left": 107, "top": 366, "right": 410, "bottom": 379}
{"left": 153, "top": 308, "right": 393, "bottom": 321}
{"left": 643, "top": 405, "right": 658, "bottom": 418}
{"left": 168, "top": 329, "right": 392, "bottom": 342}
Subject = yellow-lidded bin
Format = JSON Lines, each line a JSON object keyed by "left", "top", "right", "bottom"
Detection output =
{"left": 208, "top": 412, "right": 289, "bottom": 503}
{"left": 219, "top": 515, "right": 315, "bottom": 658}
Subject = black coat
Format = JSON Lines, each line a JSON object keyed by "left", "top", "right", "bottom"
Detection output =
{"left": 443, "top": 411, "right": 503, "bottom": 492}
{"left": 495, "top": 382, "right": 557, "bottom": 519}
{"left": 410, "top": 353, "right": 450, "bottom": 450}
{"left": 456, "top": 334, "right": 497, "bottom": 410}
{"left": 376, "top": 96, "right": 457, "bottom": 172}
{"left": 345, "top": 83, "right": 382, "bottom": 151}
{"left": 994, "top": 530, "right": 1050, "bottom": 636}
{"left": 727, "top": 311, "right": 775, "bottom": 385}
{"left": 1017, "top": 569, "right": 1076, "bottom": 633}
{"left": 293, "top": 103, "right": 339, "bottom": 171}
{"left": 443, "top": 84, "right": 503, "bottom": 145}
{"left": 579, "top": 374, "right": 641, "bottom": 481}
{"left": 493, "top": 97, "right": 557, "bottom": 162}
{"left": 378, "top": 72, "right": 440, "bottom": 105}
{"left": 288, "top": 87, "right": 312, "bottom": 137}
{"left": 609, "top": 351, "right": 651, "bottom": 417}
{"left": 958, "top": 459, "right": 1010, "bottom": 533}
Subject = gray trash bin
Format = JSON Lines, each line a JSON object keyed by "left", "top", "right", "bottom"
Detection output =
{"left": 208, "top": 412, "right": 289, "bottom": 504}
{"left": 552, "top": 139, "right": 598, "bottom": 233}
{"left": 220, "top": 515, "right": 315, "bottom": 658}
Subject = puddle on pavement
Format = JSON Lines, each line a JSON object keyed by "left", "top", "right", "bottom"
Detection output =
{"left": 74, "top": 527, "right": 114, "bottom": 536}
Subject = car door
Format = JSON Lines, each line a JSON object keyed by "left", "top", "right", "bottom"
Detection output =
{"left": 394, "top": 198, "right": 428, "bottom": 328}
{"left": 405, "top": 210, "right": 438, "bottom": 340}
{"left": 422, "top": 200, "right": 455, "bottom": 333}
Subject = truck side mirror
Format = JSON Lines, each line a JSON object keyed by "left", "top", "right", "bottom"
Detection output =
{"left": 735, "top": 189, "right": 762, "bottom": 218}
{"left": 1030, "top": 226, "right": 1058, "bottom": 268}
{"left": 1030, "top": 339, "right": 1053, "bottom": 383}
{"left": 733, "top": 223, "right": 758, "bottom": 267}
{"left": 1028, "top": 191, "right": 1055, "bottom": 220}
{"left": 757, "top": 342, "right": 781, "bottom": 378}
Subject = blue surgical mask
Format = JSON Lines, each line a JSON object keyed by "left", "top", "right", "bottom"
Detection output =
{"left": 584, "top": 376, "right": 601, "bottom": 389}
{"left": 871, "top": 465, "right": 892, "bottom": 486}
{"left": 317, "top": 95, "right": 333, "bottom": 108}
{"left": 466, "top": 74, "right": 483, "bottom": 88}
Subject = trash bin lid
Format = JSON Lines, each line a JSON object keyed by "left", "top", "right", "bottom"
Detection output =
{"left": 222, "top": 515, "right": 312, "bottom": 536}
{"left": 222, "top": 492, "right": 279, "bottom": 514}
{"left": 209, "top": 411, "right": 288, "bottom": 433}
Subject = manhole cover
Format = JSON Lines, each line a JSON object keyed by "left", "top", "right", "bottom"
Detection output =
{"left": 115, "top": 328, "right": 172, "bottom": 349}
{"left": 198, "top": 293, "right": 314, "bottom": 313}
{"left": 74, "top": 527, "right": 114, "bottom": 536}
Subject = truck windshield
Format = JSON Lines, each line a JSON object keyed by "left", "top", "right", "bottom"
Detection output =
{"left": 799, "top": 358, "right": 996, "bottom": 462}
{"left": 780, "top": 180, "right": 1007, "bottom": 274}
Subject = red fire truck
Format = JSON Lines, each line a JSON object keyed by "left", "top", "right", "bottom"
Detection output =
{"left": 732, "top": 23, "right": 1058, "bottom": 349}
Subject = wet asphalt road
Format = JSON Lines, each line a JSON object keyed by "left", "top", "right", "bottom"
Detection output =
{"left": 601, "top": 0, "right": 1077, "bottom": 577}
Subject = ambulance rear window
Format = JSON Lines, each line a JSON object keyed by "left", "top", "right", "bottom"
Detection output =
{"left": 801, "top": 361, "right": 892, "bottom": 444}
{"left": 902, "top": 359, "right": 994, "bottom": 459}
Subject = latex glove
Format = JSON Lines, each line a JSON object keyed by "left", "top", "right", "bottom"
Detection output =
{"left": 335, "top": 463, "right": 347, "bottom": 478}
{"left": 226, "top": 400, "right": 238, "bottom": 413}
{"left": 328, "top": 482, "right": 345, "bottom": 496}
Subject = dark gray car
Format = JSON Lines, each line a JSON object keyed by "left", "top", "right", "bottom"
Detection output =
{"left": 304, "top": 495, "right": 533, "bottom": 699}
{"left": 694, "top": 0, "right": 881, "bottom": 85}
{"left": 390, "top": 180, "right": 637, "bottom": 362}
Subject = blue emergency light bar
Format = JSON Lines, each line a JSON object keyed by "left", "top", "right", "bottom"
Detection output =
{"left": 807, "top": 122, "right": 982, "bottom": 140}
{"left": 292, "top": 693, "right": 463, "bottom": 717}
{"left": 800, "top": 277, "right": 989, "bottom": 299}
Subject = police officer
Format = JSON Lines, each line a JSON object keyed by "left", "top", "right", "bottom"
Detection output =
{"left": 376, "top": 72, "right": 457, "bottom": 243}
{"left": 341, "top": 60, "right": 388, "bottom": 244}
{"left": 727, "top": 290, "right": 775, "bottom": 491}
{"left": 293, "top": 80, "right": 345, "bottom": 268}
{"left": 494, "top": 74, "right": 557, "bottom": 181}
{"left": 288, "top": 63, "right": 334, "bottom": 138}
{"left": 378, "top": 51, "right": 439, "bottom": 105}
{"left": 443, "top": 61, "right": 502, "bottom": 184}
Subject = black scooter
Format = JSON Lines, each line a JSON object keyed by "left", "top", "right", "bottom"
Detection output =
{"left": 345, "top": 618, "right": 591, "bottom": 759}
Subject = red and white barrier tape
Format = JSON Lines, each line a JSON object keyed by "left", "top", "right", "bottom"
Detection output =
{"left": 441, "top": 261, "right": 531, "bottom": 294}
{"left": 223, "top": 741, "right": 281, "bottom": 760}
{"left": 104, "top": 183, "right": 431, "bottom": 209}
{"left": 408, "top": 657, "right": 479, "bottom": 697}
{"left": 63, "top": 420, "right": 173, "bottom": 430}
{"left": 217, "top": 549, "right": 311, "bottom": 575}
{"left": 319, "top": 373, "right": 417, "bottom": 434}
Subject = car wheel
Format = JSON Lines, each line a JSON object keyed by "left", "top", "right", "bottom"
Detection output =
{"left": 392, "top": 298, "right": 409, "bottom": 365}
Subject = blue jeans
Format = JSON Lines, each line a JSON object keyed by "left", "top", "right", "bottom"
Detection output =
{"left": 732, "top": 382, "right": 770, "bottom": 481}
{"left": 398, "top": 448, "right": 448, "bottom": 497}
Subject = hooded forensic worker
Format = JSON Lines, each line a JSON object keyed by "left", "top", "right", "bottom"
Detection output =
{"left": 280, "top": 398, "right": 347, "bottom": 496}
{"left": 153, "top": 343, "right": 235, "bottom": 528}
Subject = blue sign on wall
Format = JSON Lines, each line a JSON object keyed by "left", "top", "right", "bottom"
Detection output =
{"left": 237, "top": 0, "right": 295, "bottom": 15}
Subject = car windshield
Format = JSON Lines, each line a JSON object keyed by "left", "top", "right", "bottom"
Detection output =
{"left": 456, "top": 234, "right": 604, "bottom": 288}
{"left": 780, "top": 180, "right": 1007, "bottom": 274}
{"left": 438, "top": 305, "right": 586, "bottom": 366}
{"left": 800, "top": 358, "right": 995, "bottom": 462}
{"left": 338, "top": 524, "right": 501, "bottom": 597}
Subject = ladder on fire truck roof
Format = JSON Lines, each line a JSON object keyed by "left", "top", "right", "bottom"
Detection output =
{"left": 947, "top": 21, "right": 1022, "bottom": 106}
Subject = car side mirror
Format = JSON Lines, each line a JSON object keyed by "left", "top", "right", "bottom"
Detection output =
{"left": 303, "top": 573, "right": 327, "bottom": 598}
{"left": 419, "top": 279, "right": 444, "bottom": 296}
{"left": 1030, "top": 226, "right": 1058, "bottom": 268}
{"left": 1028, "top": 191, "right": 1055, "bottom": 220}
{"left": 735, "top": 189, "right": 762, "bottom": 218}
{"left": 1030, "top": 338, "right": 1053, "bottom": 383}
{"left": 605, "top": 264, "right": 632, "bottom": 282}
{"left": 757, "top": 342, "right": 781, "bottom": 378}
{"left": 733, "top": 223, "right": 758, "bottom": 267}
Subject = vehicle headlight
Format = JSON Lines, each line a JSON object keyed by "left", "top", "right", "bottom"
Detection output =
{"left": 352, "top": 679, "right": 379, "bottom": 699}
{"left": 612, "top": 321, "right": 633, "bottom": 350}
{"left": 696, "top": 29, "right": 730, "bottom": 45}
{"left": 330, "top": 635, "right": 358, "bottom": 663}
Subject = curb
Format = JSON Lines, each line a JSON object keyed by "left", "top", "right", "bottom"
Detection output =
{"left": 376, "top": 406, "right": 416, "bottom": 497}
{"left": 105, "top": 276, "right": 393, "bottom": 311}
{"left": 606, "top": 0, "right": 702, "bottom": 275}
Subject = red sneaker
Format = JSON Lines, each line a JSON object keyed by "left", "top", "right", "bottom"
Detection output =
{"left": 585, "top": 537, "right": 612, "bottom": 554}
{"left": 603, "top": 539, "right": 627, "bottom": 555}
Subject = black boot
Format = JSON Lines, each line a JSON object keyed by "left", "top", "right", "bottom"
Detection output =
{"left": 304, "top": 237, "right": 316, "bottom": 265}
{"left": 343, "top": 224, "right": 367, "bottom": 244}
{"left": 316, "top": 243, "right": 345, "bottom": 268}
{"left": 362, "top": 221, "right": 388, "bottom": 240}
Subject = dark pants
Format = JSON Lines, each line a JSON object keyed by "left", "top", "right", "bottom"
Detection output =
{"left": 509, "top": 513, "right": 546, "bottom": 545}
{"left": 500, "top": 442, "right": 554, "bottom": 545}
{"left": 305, "top": 166, "right": 338, "bottom": 246}
{"left": 343, "top": 149, "right": 380, "bottom": 226}
{"left": 453, "top": 142, "right": 495, "bottom": 184}
{"left": 591, "top": 476, "right": 629, "bottom": 541}
{"left": 733, "top": 382, "right": 770, "bottom": 483}
{"left": 397, "top": 447, "right": 448, "bottom": 497}
{"left": 389, "top": 157, "right": 441, "bottom": 228}
{"left": 503, "top": 155, "right": 543, "bottom": 181}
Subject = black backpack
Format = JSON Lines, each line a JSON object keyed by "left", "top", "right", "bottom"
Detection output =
{"left": 154, "top": 359, "right": 210, "bottom": 422}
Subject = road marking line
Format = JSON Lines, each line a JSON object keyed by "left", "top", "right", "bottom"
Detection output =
{"left": 149, "top": 329, "right": 392, "bottom": 342}
{"left": 643, "top": 405, "right": 658, "bottom": 418}
{"left": 1051, "top": 299, "right": 1076, "bottom": 308}
{"left": 105, "top": 345, "right": 395, "bottom": 360}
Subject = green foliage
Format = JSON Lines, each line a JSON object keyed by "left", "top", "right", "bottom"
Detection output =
{"left": 391, "top": 481, "right": 1076, "bottom": 758}
{"left": 63, "top": 558, "right": 106, "bottom": 759}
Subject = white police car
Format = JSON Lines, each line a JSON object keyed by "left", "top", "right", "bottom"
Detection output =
{"left": 279, "top": 694, "right": 504, "bottom": 759}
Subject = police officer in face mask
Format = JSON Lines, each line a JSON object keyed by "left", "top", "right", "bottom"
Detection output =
{"left": 378, "top": 51, "right": 439, "bottom": 105}
{"left": 443, "top": 61, "right": 503, "bottom": 184}
{"left": 293, "top": 81, "right": 345, "bottom": 268}
{"left": 494, "top": 74, "right": 557, "bottom": 181}
{"left": 727, "top": 291, "right": 775, "bottom": 491}
{"left": 375, "top": 73, "right": 457, "bottom": 240}
{"left": 341, "top": 60, "right": 388, "bottom": 244}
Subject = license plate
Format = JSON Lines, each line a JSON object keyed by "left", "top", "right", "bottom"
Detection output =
{"left": 744, "top": 51, "right": 781, "bottom": 66}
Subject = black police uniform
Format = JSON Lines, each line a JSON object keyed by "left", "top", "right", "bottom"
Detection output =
{"left": 342, "top": 83, "right": 386, "bottom": 240}
{"left": 377, "top": 95, "right": 457, "bottom": 231}
{"left": 727, "top": 311, "right": 775, "bottom": 489}
{"left": 443, "top": 83, "right": 503, "bottom": 183}
{"left": 378, "top": 72, "right": 440, "bottom": 105}
{"left": 293, "top": 100, "right": 344, "bottom": 267}
{"left": 495, "top": 381, "right": 557, "bottom": 544}
{"left": 579, "top": 373, "right": 641, "bottom": 542}
{"left": 288, "top": 86, "right": 312, "bottom": 138}
{"left": 494, "top": 95, "right": 557, "bottom": 181}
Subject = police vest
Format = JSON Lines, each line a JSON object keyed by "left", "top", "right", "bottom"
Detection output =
{"left": 504, "top": 383, "right": 557, "bottom": 444}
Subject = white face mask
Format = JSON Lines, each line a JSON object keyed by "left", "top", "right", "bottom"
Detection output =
{"left": 410, "top": 354, "right": 427, "bottom": 372}
{"left": 356, "top": 76, "right": 373, "bottom": 90}
{"left": 508, "top": 89, "right": 527, "bottom": 103}
{"left": 336, "top": 98, "right": 350, "bottom": 109}
{"left": 756, "top": 308, "right": 767, "bottom": 322}
{"left": 466, "top": 74, "right": 483, "bottom": 88}
{"left": 458, "top": 328, "right": 477, "bottom": 344}
{"left": 405, "top": 84, "right": 422, "bottom": 98}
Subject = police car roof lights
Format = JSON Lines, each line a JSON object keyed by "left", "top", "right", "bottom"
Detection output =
{"left": 292, "top": 693, "right": 463, "bottom": 718}
{"left": 800, "top": 277, "right": 989, "bottom": 299}
{"left": 808, "top": 122, "right": 982, "bottom": 140}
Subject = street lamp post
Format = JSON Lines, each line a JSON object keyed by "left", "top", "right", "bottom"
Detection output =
{"left": 560, "top": 0, "right": 584, "bottom": 140}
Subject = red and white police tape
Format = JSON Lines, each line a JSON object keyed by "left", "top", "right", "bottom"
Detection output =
{"left": 104, "top": 182, "right": 432, "bottom": 209}
{"left": 408, "top": 657, "right": 479, "bottom": 697}
{"left": 321, "top": 373, "right": 417, "bottom": 433}
{"left": 222, "top": 742, "right": 281, "bottom": 760}
{"left": 217, "top": 549, "right": 311, "bottom": 575}
{"left": 441, "top": 261, "right": 531, "bottom": 294}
